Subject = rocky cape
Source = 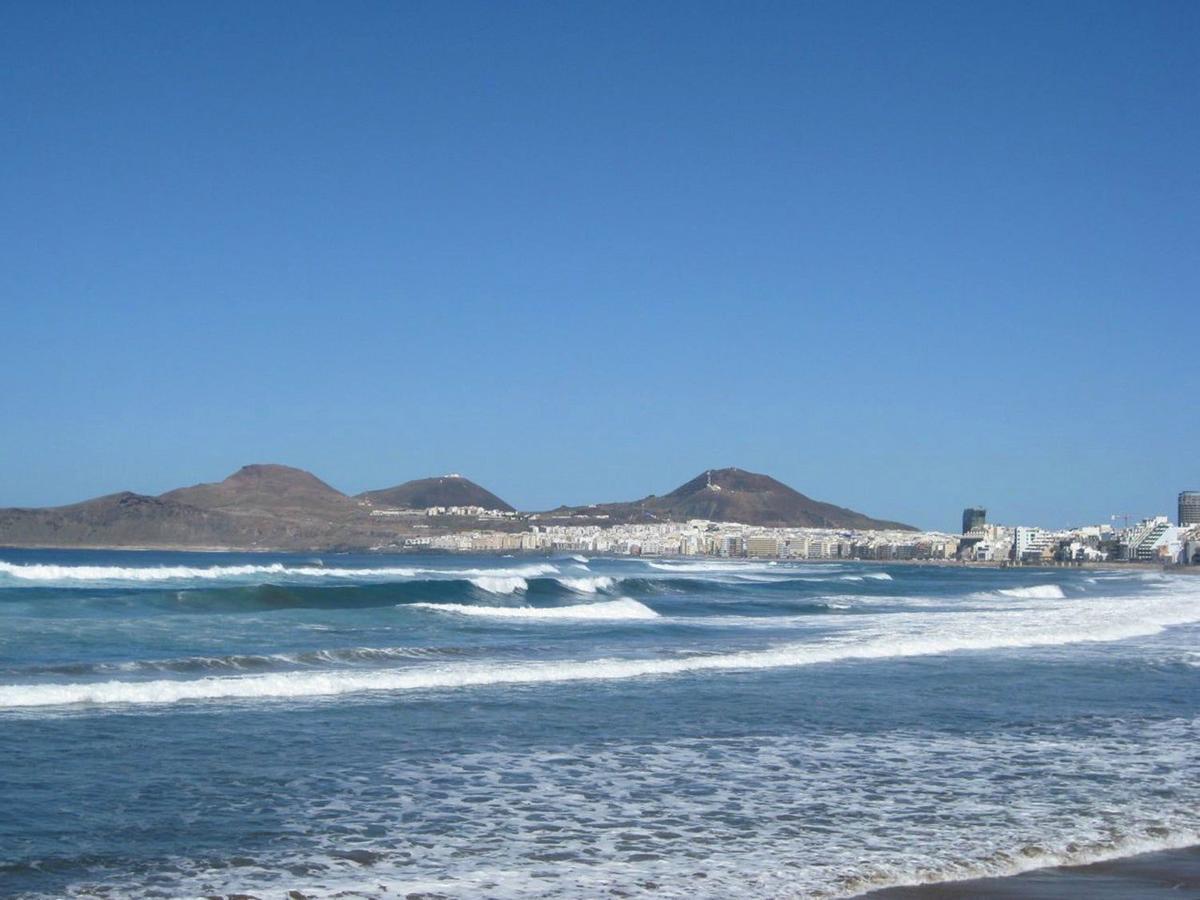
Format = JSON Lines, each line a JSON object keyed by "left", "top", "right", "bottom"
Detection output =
{"left": 0, "top": 464, "right": 915, "bottom": 550}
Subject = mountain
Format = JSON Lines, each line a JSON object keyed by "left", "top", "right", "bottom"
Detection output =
{"left": 0, "top": 464, "right": 914, "bottom": 550}
{"left": 162, "top": 464, "right": 355, "bottom": 520}
{"left": 0, "top": 465, "right": 367, "bottom": 550}
{"left": 357, "top": 474, "right": 514, "bottom": 512}
{"left": 0, "top": 465, "right": 518, "bottom": 550}
{"left": 0, "top": 491, "right": 248, "bottom": 549}
{"left": 543, "top": 467, "right": 916, "bottom": 530}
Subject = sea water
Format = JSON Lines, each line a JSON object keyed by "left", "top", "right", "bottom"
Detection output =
{"left": 1, "top": 549, "right": 1197, "bottom": 897}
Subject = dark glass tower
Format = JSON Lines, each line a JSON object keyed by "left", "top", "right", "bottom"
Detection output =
{"left": 962, "top": 507, "right": 987, "bottom": 534}
{"left": 1180, "top": 492, "right": 1200, "bottom": 527}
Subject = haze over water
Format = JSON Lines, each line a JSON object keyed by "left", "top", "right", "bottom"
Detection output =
{"left": 1, "top": 550, "right": 1198, "bottom": 897}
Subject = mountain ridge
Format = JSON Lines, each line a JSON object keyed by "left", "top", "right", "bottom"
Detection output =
{"left": 0, "top": 464, "right": 917, "bottom": 549}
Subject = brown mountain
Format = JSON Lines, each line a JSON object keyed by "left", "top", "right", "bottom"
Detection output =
{"left": 357, "top": 475, "right": 514, "bottom": 512}
{"left": 162, "top": 464, "right": 356, "bottom": 520}
{"left": 0, "top": 491, "right": 243, "bottom": 549}
{"left": 544, "top": 467, "right": 916, "bottom": 530}
{"left": 0, "top": 464, "right": 914, "bottom": 550}
{"left": 0, "top": 465, "right": 368, "bottom": 550}
{"left": 0, "top": 465, "right": 518, "bottom": 550}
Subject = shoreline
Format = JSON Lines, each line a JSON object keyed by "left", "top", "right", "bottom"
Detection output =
{"left": 1, "top": 545, "right": 1194, "bottom": 576}
{"left": 0, "top": 543, "right": 1190, "bottom": 570}
{"left": 861, "top": 844, "right": 1200, "bottom": 898}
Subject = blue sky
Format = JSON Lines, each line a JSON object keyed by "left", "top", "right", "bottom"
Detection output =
{"left": 2, "top": 1, "right": 1196, "bottom": 530}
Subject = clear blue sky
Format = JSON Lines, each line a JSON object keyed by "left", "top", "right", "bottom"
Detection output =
{"left": 2, "top": 1, "right": 1196, "bottom": 531}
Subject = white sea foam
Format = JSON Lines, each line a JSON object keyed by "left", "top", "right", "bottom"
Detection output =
{"left": 5, "top": 584, "right": 1197, "bottom": 709}
{"left": 865, "top": 572, "right": 894, "bottom": 581}
{"left": 997, "top": 584, "right": 1066, "bottom": 600}
{"left": 48, "top": 721, "right": 1200, "bottom": 900}
{"left": 0, "top": 560, "right": 557, "bottom": 584}
{"left": 412, "top": 598, "right": 658, "bottom": 622}
{"left": 22, "top": 645, "right": 452, "bottom": 676}
{"left": 645, "top": 561, "right": 784, "bottom": 574}
{"left": 450, "top": 564, "right": 559, "bottom": 579}
{"left": 556, "top": 575, "right": 615, "bottom": 593}
{"left": 570, "top": 555, "right": 589, "bottom": 564}
{"left": 0, "top": 561, "right": 303, "bottom": 582}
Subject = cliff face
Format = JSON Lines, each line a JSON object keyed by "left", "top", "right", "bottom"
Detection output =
{"left": 545, "top": 467, "right": 917, "bottom": 530}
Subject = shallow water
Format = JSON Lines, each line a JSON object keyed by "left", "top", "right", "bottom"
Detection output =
{"left": 1, "top": 549, "right": 1197, "bottom": 897}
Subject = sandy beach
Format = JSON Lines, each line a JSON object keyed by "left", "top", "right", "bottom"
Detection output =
{"left": 865, "top": 845, "right": 1200, "bottom": 898}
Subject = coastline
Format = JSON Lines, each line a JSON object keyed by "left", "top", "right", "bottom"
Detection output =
{"left": 0, "top": 543, "right": 1190, "bottom": 571}
{"left": 2, "top": 545, "right": 1194, "bottom": 577}
{"left": 862, "top": 844, "right": 1200, "bottom": 898}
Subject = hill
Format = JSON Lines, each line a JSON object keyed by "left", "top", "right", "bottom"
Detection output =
{"left": 0, "top": 465, "right": 519, "bottom": 550}
{"left": 357, "top": 474, "right": 514, "bottom": 512}
{"left": 0, "top": 491, "right": 249, "bottom": 549}
{"left": 161, "top": 464, "right": 355, "bottom": 520}
{"left": 0, "top": 464, "right": 915, "bottom": 550}
{"left": 0, "top": 465, "right": 368, "bottom": 550}
{"left": 543, "top": 467, "right": 916, "bottom": 530}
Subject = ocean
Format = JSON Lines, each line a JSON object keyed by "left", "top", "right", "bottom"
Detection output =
{"left": 1, "top": 549, "right": 1197, "bottom": 898}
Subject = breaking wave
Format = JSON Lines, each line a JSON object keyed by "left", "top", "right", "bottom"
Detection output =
{"left": 557, "top": 576, "right": 615, "bottom": 593}
{"left": 997, "top": 584, "right": 1067, "bottom": 600}
{"left": 468, "top": 576, "right": 528, "bottom": 594}
{"left": 646, "top": 561, "right": 787, "bottom": 574}
{"left": 0, "top": 560, "right": 558, "bottom": 585}
{"left": 411, "top": 597, "right": 659, "bottom": 622}
{"left": 6, "top": 645, "right": 467, "bottom": 677}
{"left": 5, "top": 588, "right": 1196, "bottom": 709}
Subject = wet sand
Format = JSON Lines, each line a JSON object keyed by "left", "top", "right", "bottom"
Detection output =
{"left": 864, "top": 845, "right": 1200, "bottom": 898}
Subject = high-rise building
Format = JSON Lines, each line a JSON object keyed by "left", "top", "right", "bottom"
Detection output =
{"left": 1180, "top": 492, "right": 1200, "bottom": 527}
{"left": 1013, "top": 526, "right": 1054, "bottom": 562}
{"left": 1124, "top": 516, "right": 1175, "bottom": 561}
{"left": 746, "top": 535, "right": 780, "bottom": 558}
{"left": 962, "top": 507, "right": 987, "bottom": 534}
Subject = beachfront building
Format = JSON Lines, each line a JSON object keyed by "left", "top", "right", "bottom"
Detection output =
{"left": 1121, "top": 516, "right": 1180, "bottom": 562}
{"left": 962, "top": 507, "right": 987, "bottom": 534}
{"left": 1186, "top": 530, "right": 1200, "bottom": 565}
{"left": 746, "top": 536, "right": 781, "bottom": 558}
{"left": 720, "top": 534, "right": 745, "bottom": 557}
{"left": 1180, "top": 492, "right": 1200, "bottom": 527}
{"left": 1013, "top": 526, "right": 1055, "bottom": 563}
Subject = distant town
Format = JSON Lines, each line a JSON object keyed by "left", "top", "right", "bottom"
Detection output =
{"left": 2, "top": 463, "right": 1196, "bottom": 564}
{"left": 397, "top": 492, "right": 1200, "bottom": 567}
